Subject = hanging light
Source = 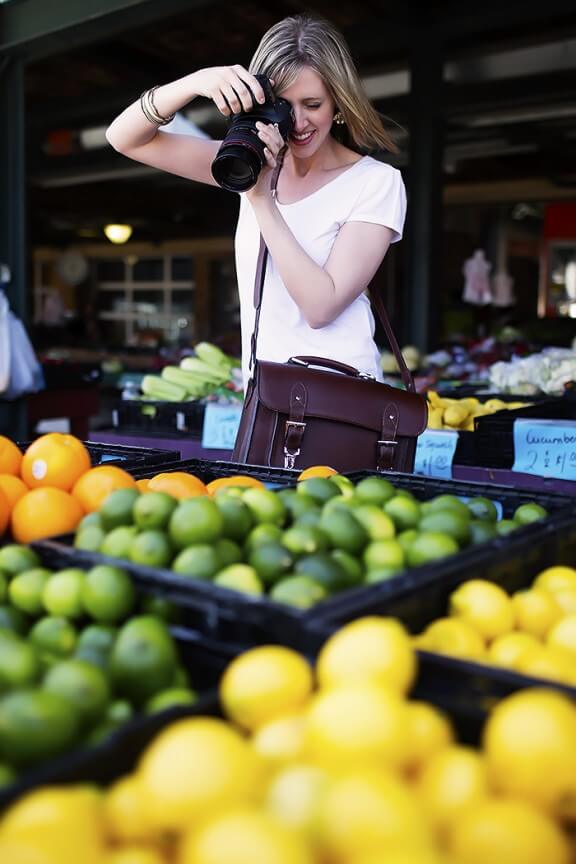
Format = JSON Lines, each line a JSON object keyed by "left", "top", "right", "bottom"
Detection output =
{"left": 104, "top": 223, "right": 133, "bottom": 244}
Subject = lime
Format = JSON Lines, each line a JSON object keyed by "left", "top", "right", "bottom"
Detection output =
{"left": 139, "top": 594, "right": 181, "bottom": 623}
{"left": 78, "top": 512, "right": 102, "bottom": 531}
{"left": 406, "top": 532, "right": 459, "bottom": 567}
{"left": 0, "top": 637, "right": 40, "bottom": 691}
{"left": 100, "top": 488, "right": 140, "bottom": 531}
{"left": 282, "top": 524, "right": 329, "bottom": 557}
{"left": 363, "top": 539, "right": 405, "bottom": 571}
{"left": 106, "top": 699, "right": 133, "bottom": 723}
{"left": 352, "top": 504, "right": 396, "bottom": 541}
{"left": 245, "top": 523, "right": 283, "bottom": 553}
{"left": 397, "top": 528, "right": 418, "bottom": 553}
{"left": 419, "top": 510, "right": 471, "bottom": 546}
{"left": 214, "top": 538, "right": 243, "bottom": 567}
{"left": 365, "top": 566, "right": 404, "bottom": 584}
{"left": 172, "top": 544, "right": 222, "bottom": 580}
{"left": 75, "top": 623, "right": 117, "bottom": 667}
{"left": 330, "top": 549, "right": 364, "bottom": 586}
{"left": 8, "top": 568, "right": 52, "bottom": 616}
{"left": 129, "top": 530, "right": 173, "bottom": 568}
{"left": 0, "top": 544, "right": 40, "bottom": 576}
{"left": 43, "top": 658, "right": 110, "bottom": 728}
{"left": 294, "top": 509, "right": 323, "bottom": 529}
{"left": 145, "top": 687, "right": 197, "bottom": 714}
{"left": 496, "top": 519, "right": 518, "bottom": 536}
{"left": 467, "top": 497, "right": 498, "bottom": 522}
{"left": 29, "top": 616, "right": 78, "bottom": 664}
{"left": 278, "top": 490, "right": 319, "bottom": 521}
{"left": 42, "top": 568, "right": 86, "bottom": 619}
{"left": 110, "top": 615, "right": 178, "bottom": 705}
{"left": 297, "top": 477, "right": 340, "bottom": 504}
{"left": 321, "top": 493, "right": 361, "bottom": 515}
{"left": 0, "top": 689, "right": 79, "bottom": 767}
{"left": 74, "top": 525, "right": 106, "bottom": 552}
{"left": 82, "top": 564, "right": 135, "bottom": 623}
{"left": 133, "top": 491, "right": 177, "bottom": 531}
{"left": 214, "top": 495, "right": 254, "bottom": 542}
{"left": 243, "top": 488, "right": 287, "bottom": 525}
{"left": 270, "top": 575, "right": 327, "bottom": 608}
{"left": 0, "top": 762, "right": 16, "bottom": 787}
{"left": 384, "top": 495, "right": 422, "bottom": 531}
{"left": 514, "top": 503, "right": 548, "bottom": 525}
{"left": 169, "top": 498, "right": 224, "bottom": 548}
{"left": 213, "top": 564, "right": 263, "bottom": 595}
{"left": 248, "top": 542, "right": 294, "bottom": 585}
{"left": 318, "top": 507, "right": 367, "bottom": 554}
{"left": 0, "top": 605, "right": 30, "bottom": 635}
{"left": 425, "top": 494, "right": 470, "bottom": 518}
{"left": 100, "top": 525, "right": 138, "bottom": 559}
{"left": 0, "top": 573, "right": 6, "bottom": 605}
{"left": 294, "top": 553, "right": 350, "bottom": 592}
{"left": 469, "top": 520, "right": 498, "bottom": 544}
{"left": 329, "top": 474, "right": 356, "bottom": 497}
{"left": 354, "top": 476, "right": 396, "bottom": 505}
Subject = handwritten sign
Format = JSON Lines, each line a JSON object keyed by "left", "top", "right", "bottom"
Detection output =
{"left": 513, "top": 419, "right": 576, "bottom": 481}
{"left": 414, "top": 429, "right": 459, "bottom": 479}
{"left": 201, "top": 403, "right": 243, "bottom": 450}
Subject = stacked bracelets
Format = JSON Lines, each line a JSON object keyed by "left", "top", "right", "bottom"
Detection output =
{"left": 140, "top": 85, "right": 176, "bottom": 126}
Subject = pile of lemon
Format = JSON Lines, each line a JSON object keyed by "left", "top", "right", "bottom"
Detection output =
{"left": 426, "top": 392, "right": 530, "bottom": 431}
{"left": 416, "top": 565, "right": 576, "bottom": 686}
{"left": 1, "top": 617, "right": 575, "bottom": 864}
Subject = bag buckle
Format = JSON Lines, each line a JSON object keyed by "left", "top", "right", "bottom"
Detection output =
{"left": 284, "top": 420, "right": 306, "bottom": 469}
{"left": 377, "top": 439, "right": 398, "bottom": 446}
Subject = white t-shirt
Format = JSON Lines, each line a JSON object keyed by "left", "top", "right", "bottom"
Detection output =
{"left": 234, "top": 156, "right": 407, "bottom": 387}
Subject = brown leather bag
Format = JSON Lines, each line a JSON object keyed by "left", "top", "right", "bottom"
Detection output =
{"left": 232, "top": 179, "right": 427, "bottom": 472}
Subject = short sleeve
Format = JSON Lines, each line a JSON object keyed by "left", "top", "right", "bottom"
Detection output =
{"left": 346, "top": 165, "right": 407, "bottom": 243}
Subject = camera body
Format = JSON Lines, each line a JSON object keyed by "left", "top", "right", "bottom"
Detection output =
{"left": 211, "top": 75, "right": 294, "bottom": 192}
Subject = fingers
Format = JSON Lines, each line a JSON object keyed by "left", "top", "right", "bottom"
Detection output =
{"left": 256, "top": 121, "right": 284, "bottom": 160}
{"left": 215, "top": 66, "right": 265, "bottom": 116}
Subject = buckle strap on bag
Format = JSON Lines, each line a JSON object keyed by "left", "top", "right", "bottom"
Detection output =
{"left": 377, "top": 401, "right": 399, "bottom": 471}
{"left": 284, "top": 382, "right": 307, "bottom": 468}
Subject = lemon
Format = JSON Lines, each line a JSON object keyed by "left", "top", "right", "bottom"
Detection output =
{"left": 512, "top": 587, "right": 562, "bottom": 638}
{"left": 219, "top": 646, "right": 313, "bottom": 731}
{"left": 251, "top": 713, "right": 306, "bottom": 767}
{"left": 316, "top": 616, "right": 416, "bottom": 696}
{"left": 534, "top": 565, "right": 576, "bottom": 594}
{"left": 417, "top": 618, "right": 485, "bottom": 660}
{"left": 105, "top": 846, "right": 166, "bottom": 864}
{"left": 447, "top": 797, "right": 571, "bottom": 864}
{"left": 483, "top": 688, "right": 576, "bottom": 817}
{"left": 449, "top": 579, "right": 514, "bottom": 641}
{"left": 401, "top": 701, "right": 455, "bottom": 775}
{"left": 547, "top": 614, "right": 576, "bottom": 655}
{"left": 136, "top": 717, "right": 261, "bottom": 831}
{"left": 304, "top": 683, "right": 408, "bottom": 770}
{"left": 515, "top": 644, "right": 576, "bottom": 685}
{"left": 103, "top": 774, "right": 158, "bottom": 844}
{"left": 551, "top": 588, "right": 576, "bottom": 616}
{"left": 353, "top": 851, "right": 444, "bottom": 864}
{"left": 488, "top": 631, "right": 541, "bottom": 668}
{"left": 265, "top": 763, "right": 329, "bottom": 832}
{"left": 416, "top": 745, "right": 489, "bottom": 836}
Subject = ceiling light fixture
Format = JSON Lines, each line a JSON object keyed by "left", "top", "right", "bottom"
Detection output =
{"left": 104, "top": 223, "right": 133, "bottom": 244}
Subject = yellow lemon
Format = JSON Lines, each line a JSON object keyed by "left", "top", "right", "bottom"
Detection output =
{"left": 483, "top": 688, "right": 576, "bottom": 817}
{"left": 136, "top": 717, "right": 261, "bottom": 831}
{"left": 105, "top": 848, "right": 167, "bottom": 864}
{"left": 516, "top": 644, "right": 576, "bottom": 686}
{"left": 552, "top": 588, "right": 576, "bottom": 616}
{"left": 449, "top": 580, "right": 514, "bottom": 641}
{"left": 316, "top": 616, "right": 416, "bottom": 696}
{"left": 446, "top": 797, "right": 571, "bottom": 864}
{"left": 0, "top": 841, "right": 55, "bottom": 864}
{"left": 401, "top": 701, "right": 455, "bottom": 776}
{"left": 416, "top": 745, "right": 489, "bottom": 837}
{"left": 353, "top": 851, "right": 445, "bottom": 864}
{"left": 265, "top": 763, "right": 329, "bottom": 832}
{"left": 219, "top": 646, "right": 313, "bottom": 731}
{"left": 417, "top": 618, "right": 485, "bottom": 660}
{"left": 547, "top": 614, "right": 576, "bottom": 656}
{"left": 177, "top": 807, "right": 313, "bottom": 864}
{"left": 511, "top": 588, "right": 563, "bottom": 638}
{"left": 488, "top": 631, "right": 542, "bottom": 669}
{"left": 252, "top": 712, "right": 307, "bottom": 768}
{"left": 534, "top": 566, "right": 576, "bottom": 594}
{"left": 103, "top": 774, "right": 158, "bottom": 845}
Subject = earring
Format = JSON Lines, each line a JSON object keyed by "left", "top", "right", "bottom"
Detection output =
{"left": 333, "top": 111, "right": 345, "bottom": 126}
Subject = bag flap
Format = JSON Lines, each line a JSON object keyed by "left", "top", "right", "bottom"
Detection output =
{"left": 256, "top": 361, "right": 428, "bottom": 436}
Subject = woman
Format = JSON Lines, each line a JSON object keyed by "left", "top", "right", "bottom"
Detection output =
{"left": 106, "top": 14, "right": 406, "bottom": 387}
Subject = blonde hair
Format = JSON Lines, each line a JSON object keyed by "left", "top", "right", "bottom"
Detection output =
{"left": 249, "top": 14, "right": 398, "bottom": 154}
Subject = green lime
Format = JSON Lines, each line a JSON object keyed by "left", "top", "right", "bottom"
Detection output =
{"left": 0, "top": 573, "right": 7, "bottom": 605}
{"left": 145, "top": 687, "right": 197, "bottom": 714}
{"left": 278, "top": 490, "right": 319, "bottom": 521}
{"left": 75, "top": 623, "right": 117, "bottom": 668}
{"left": 514, "top": 503, "right": 548, "bottom": 525}
{"left": 106, "top": 699, "right": 133, "bottom": 723}
{"left": 330, "top": 549, "right": 364, "bottom": 586}
{"left": 78, "top": 512, "right": 102, "bottom": 531}
{"left": 100, "top": 525, "right": 138, "bottom": 559}
{"left": 425, "top": 494, "right": 470, "bottom": 518}
{"left": 242, "top": 488, "right": 287, "bottom": 526}
{"left": 133, "top": 491, "right": 177, "bottom": 531}
{"left": 0, "top": 762, "right": 16, "bottom": 787}
{"left": 109, "top": 615, "right": 178, "bottom": 706}
{"left": 329, "top": 475, "right": 356, "bottom": 497}
{"left": 214, "top": 495, "right": 254, "bottom": 542}
{"left": 352, "top": 505, "right": 396, "bottom": 541}
{"left": 0, "top": 637, "right": 40, "bottom": 692}
{"left": 319, "top": 508, "right": 367, "bottom": 554}
{"left": 365, "top": 566, "right": 404, "bottom": 584}
{"left": 466, "top": 497, "right": 498, "bottom": 522}
{"left": 0, "top": 689, "right": 79, "bottom": 767}
{"left": 244, "top": 523, "right": 283, "bottom": 553}
{"left": 82, "top": 565, "right": 135, "bottom": 624}
{"left": 99, "top": 488, "right": 140, "bottom": 531}
{"left": 8, "top": 568, "right": 52, "bottom": 616}
{"left": 213, "top": 564, "right": 263, "bottom": 595}
{"left": 29, "top": 616, "right": 78, "bottom": 665}
{"left": 169, "top": 498, "right": 224, "bottom": 548}
{"left": 172, "top": 544, "right": 222, "bottom": 580}
{"left": 43, "top": 659, "right": 110, "bottom": 728}
{"left": 0, "top": 545, "right": 40, "bottom": 576}
{"left": 469, "top": 520, "right": 498, "bottom": 544}
{"left": 419, "top": 510, "right": 470, "bottom": 546}
{"left": 214, "top": 538, "right": 243, "bottom": 567}
{"left": 42, "top": 568, "right": 86, "bottom": 619}
{"left": 74, "top": 525, "right": 106, "bottom": 552}
{"left": 270, "top": 575, "right": 327, "bottom": 608}
{"left": 321, "top": 494, "right": 361, "bottom": 515}
{"left": 384, "top": 495, "right": 422, "bottom": 531}
{"left": 496, "top": 519, "right": 519, "bottom": 536}
{"left": 297, "top": 477, "right": 341, "bottom": 504}
{"left": 139, "top": 594, "right": 181, "bottom": 624}
{"left": 363, "top": 539, "right": 405, "bottom": 571}
{"left": 0, "top": 605, "right": 30, "bottom": 635}
{"left": 354, "top": 476, "right": 396, "bottom": 505}
{"left": 248, "top": 542, "right": 294, "bottom": 586}
{"left": 294, "top": 553, "right": 350, "bottom": 592}
{"left": 406, "top": 532, "right": 459, "bottom": 567}
{"left": 129, "top": 530, "right": 173, "bottom": 568}
{"left": 294, "top": 509, "right": 323, "bottom": 529}
{"left": 281, "top": 524, "right": 329, "bottom": 557}
{"left": 397, "top": 529, "right": 418, "bottom": 553}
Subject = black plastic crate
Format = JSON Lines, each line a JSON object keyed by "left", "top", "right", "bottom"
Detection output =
{"left": 130, "top": 456, "right": 300, "bottom": 487}
{"left": 112, "top": 400, "right": 207, "bottom": 437}
{"left": 18, "top": 440, "right": 181, "bottom": 469}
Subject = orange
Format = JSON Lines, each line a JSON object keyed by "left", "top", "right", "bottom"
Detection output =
{"left": 0, "top": 474, "right": 29, "bottom": 510}
{"left": 136, "top": 478, "right": 151, "bottom": 492}
{"left": 297, "top": 465, "right": 337, "bottom": 480}
{"left": 72, "top": 465, "right": 137, "bottom": 513}
{"left": 20, "top": 433, "right": 91, "bottom": 491}
{"left": 0, "top": 435, "right": 23, "bottom": 476}
{"left": 11, "top": 486, "right": 84, "bottom": 542}
{"left": 0, "top": 486, "right": 9, "bottom": 536}
{"left": 206, "top": 475, "right": 265, "bottom": 495}
{"left": 147, "top": 472, "right": 208, "bottom": 499}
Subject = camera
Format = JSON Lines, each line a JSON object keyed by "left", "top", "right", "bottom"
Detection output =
{"left": 211, "top": 75, "right": 294, "bottom": 192}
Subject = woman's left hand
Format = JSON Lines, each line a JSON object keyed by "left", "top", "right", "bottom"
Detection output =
{"left": 245, "top": 120, "right": 286, "bottom": 201}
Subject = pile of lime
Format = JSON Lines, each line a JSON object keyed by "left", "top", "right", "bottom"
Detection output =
{"left": 0, "top": 544, "right": 197, "bottom": 786}
{"left": 73, "top": 479, "right": 548, "bottom": 608}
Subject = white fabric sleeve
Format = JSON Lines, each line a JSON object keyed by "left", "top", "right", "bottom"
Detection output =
{"left": 346, "top": 165, "right": 407, "bottom": 243}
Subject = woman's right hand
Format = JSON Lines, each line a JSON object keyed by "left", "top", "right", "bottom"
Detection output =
{"left": 190, "top": 66, "right": 267, "bottom": 117}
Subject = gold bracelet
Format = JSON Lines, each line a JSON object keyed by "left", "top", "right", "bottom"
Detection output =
{"left": 140, "top": 86, "right": 175, "bottom": 126}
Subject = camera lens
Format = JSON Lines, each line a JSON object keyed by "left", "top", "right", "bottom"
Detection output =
{"left": 211, "top": 140, "right": 262, "bottom": 192}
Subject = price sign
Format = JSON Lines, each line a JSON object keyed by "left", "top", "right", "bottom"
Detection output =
{"left": 512, "top": 419, "right": 576, "bottom": 481}
{"left": 414, "top": 429, "right": 459, "bottom": 479}
{"left": 201, "top": 403, "right": 242, "bottom": 450}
